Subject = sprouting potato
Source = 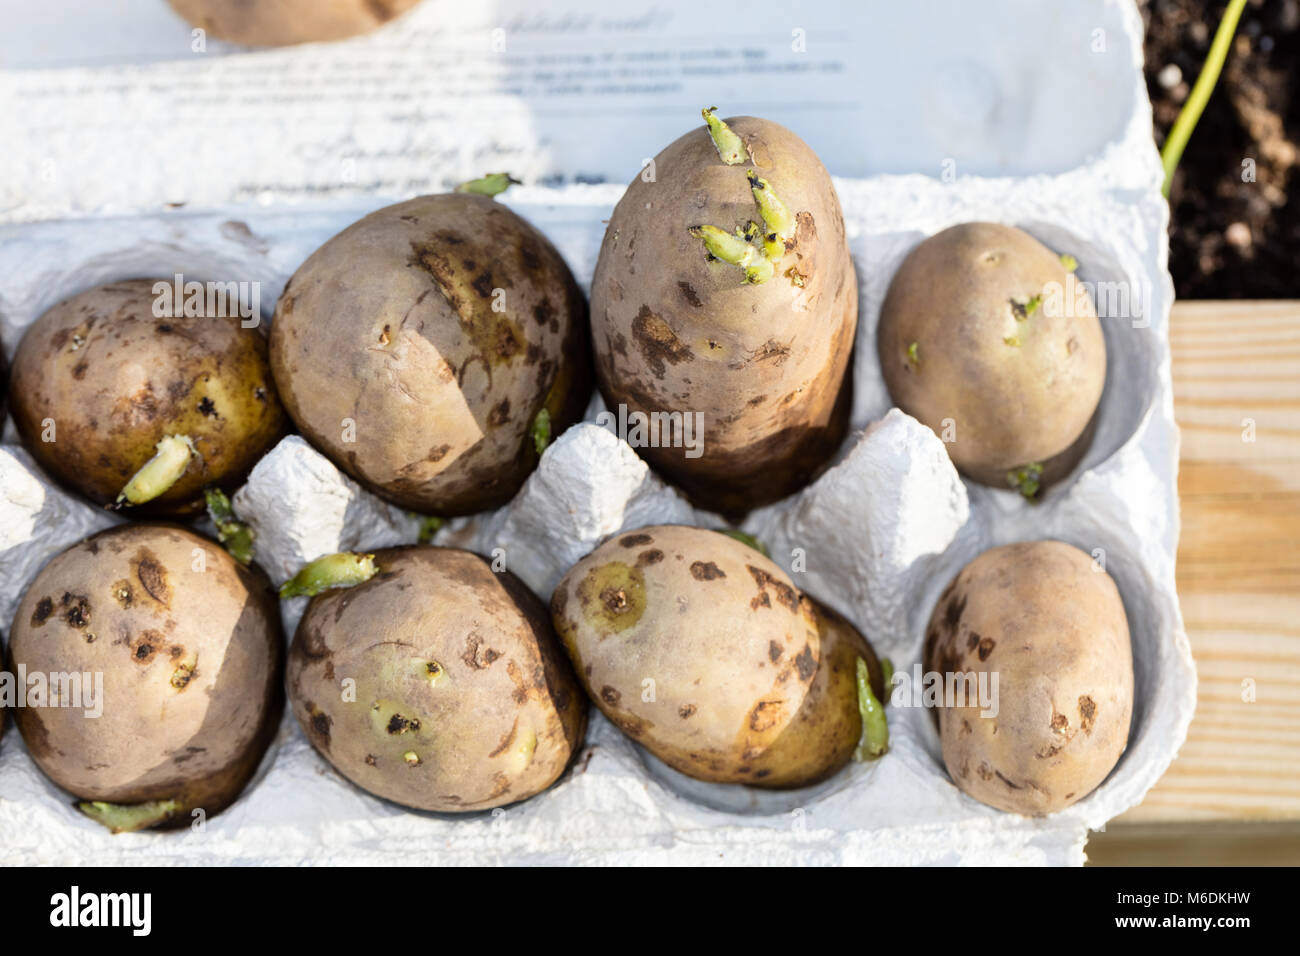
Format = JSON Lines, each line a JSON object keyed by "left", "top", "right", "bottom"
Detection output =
{"left": 7, "top": 279, "right": 287, "bottom": 518}
{"left": 877, "top": 222, "right": 1106, "bottom": 497}
{"left": 6, "top": 524, "right": 284, "bottom": 833}
{"left": 286, "top": 546, "right": 587, "bottom": 812}
{"left": 923, "top": 540, "right": 1133, "bottom": 815}
{"left": 269, "top": 189, "right": 592, "bottom": 515}
{"left": 590, "top": 110, "right": 858, "bottom": 516}
{"left": 551, "top": 525, "right": 887, "bottom": 787}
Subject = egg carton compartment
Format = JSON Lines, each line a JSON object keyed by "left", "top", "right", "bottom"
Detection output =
{"left": 0, "top": 171, "right": 1193, "bottom": 863}
{"left": 842, "top": 176, "right": 1169, "bottom": 501}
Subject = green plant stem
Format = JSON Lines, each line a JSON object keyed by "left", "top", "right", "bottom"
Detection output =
{"left": 1160, "top": 0, "right": 1248, "bottom": 198}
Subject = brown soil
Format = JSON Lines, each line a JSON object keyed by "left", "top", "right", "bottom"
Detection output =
{"left": 1141, "top": 0, "right": 1299, "bottom": 297}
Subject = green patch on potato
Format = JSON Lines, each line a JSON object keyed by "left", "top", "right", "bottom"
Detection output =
{"left": 576, "top": 561, "right": 647, "bottom": 635}
{"left": 552, "top": 525, "right": 887, "bottom": 789}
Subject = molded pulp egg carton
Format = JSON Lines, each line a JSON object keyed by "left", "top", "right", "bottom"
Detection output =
{"left": 0, "top": 8, "right": 1195, "bottom": 865}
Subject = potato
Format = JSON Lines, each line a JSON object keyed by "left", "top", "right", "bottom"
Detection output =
{"left": 590, "top": 112, "right": 857, "bottom": 516}
{"left": 762, "top": 595, "right": 888, "bottom": 780}
{"left": 877, "top": 222, "right": 1106, "bottom": 497}
{"left": 7, "top": 279, "right": 287, "bottom": 518}
{"left": 286, "top": 546, "right": 586, "bottom": 812}
{"left": 167, "top": 0, "right": 423, "bottom": 47}
{"left": 551, "top": 525, "right": 881, "bottom": 787}
{"left": 269, "top": 193, "right": 592, "bottom": 515}
{"left": 7, "top": 524, "right": 283, "bottom": 832}
{"left": 922, "top": 540, "right": 1133, "bottom": 815}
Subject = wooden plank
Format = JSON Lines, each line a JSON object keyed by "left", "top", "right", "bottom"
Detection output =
{"left": 1115, "top": 300, "right": 1300, "bottom": 824}
{"left": 1086, "top": 821, "right": 1300, "bottom": 866}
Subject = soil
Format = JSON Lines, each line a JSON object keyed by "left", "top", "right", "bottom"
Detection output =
{"left": 1140, "top": 0, "right": 1299, "bottom": 298}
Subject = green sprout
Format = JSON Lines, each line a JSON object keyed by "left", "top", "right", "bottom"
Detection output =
{"left": 688, "top": 178, "right": 795, "bottom": 286}
{"left": 1160, "top": 0, "right": 1248, "bottom": 198}
{"left": 455, "top": 173, "right": 520, "bottom": 197}
{"left": 78, "top": 799, "right": 180, "bottom": 834}
{"left": 416, "top": 515, "right": 445, "bottom": 545}
{"left": 1059, "top": 253, "right": 1079, "bottom": 272}
{"left": 747, "top": 169, "right": 796, "bottom": 251}
{"left": 532, "top": 407, "right": 553, "bottom": 455}
{"left": 907, "top": 342, "right": 920, "bottom": 367}
{"left": 204, "top": 487, "right": 255, "bottom": 565}
{"left": 1003, "top": 335, "right": 1021, "bottom": 347}
{"left": 702, "top": 107, "right": 746, "bottom": 165}
{"left": 687, "top": 112, "right": 802, "bottom": 287}
{"left": 116, "top": 435, "right": 197, "bottom": 507}
{"left": 1007, "top": 462, "right": 1044, "bottom": 500}
{"left": 716, "top": 529, "right": 770, "bottom": 557}
{"left": 855, "top": 658, "right": 889, "bottom": 761}
{"left": 279, "top": 552, "right": 379, "bottom": 598}
{"left": 1010, "top": 294, "right": 1042, "bottom": 321}
{"left": 690, "top": 223, "right": 755, "bottom": 263}
{"left": 689, "top": 224, "right": 774, "bottom": 284}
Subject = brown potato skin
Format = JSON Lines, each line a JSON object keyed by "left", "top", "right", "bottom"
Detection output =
{"left": 552, "top": 525, "right": 871, "bottom": 788}
{"left": 8, "top": 279, "right": 287, "bottom": 518}
{"left": 287, "top": 546, "right": 586, "bottom": 813}
{"left": 590, "top": 117, "right": 857, "bottom": 517}
{"left": 877, "top": 223, "right": 1106, "bottom": 491}
{"left": 923, "top": 540, "right": 1133, "bottom": 815}
{"left": 755, "top": 596, "right": 885, "bottom": 788}
{"left": 7, "top": 524, "right": 284, "bottom": 828}
{"left": 269, "top": 194, "right": 592, "bottom": 515}
{"left": 167, "top": 0, "right": 423, "bottom": 47}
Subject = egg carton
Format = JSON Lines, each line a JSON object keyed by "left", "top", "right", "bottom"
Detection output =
{"left": 0, "top": 148, "right": 1196, "bottom": 862}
